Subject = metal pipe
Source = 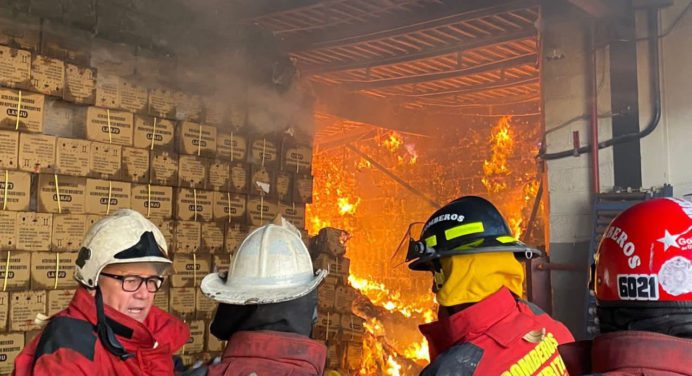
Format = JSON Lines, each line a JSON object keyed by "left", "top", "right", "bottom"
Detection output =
{"left": 590, "top": 19, "right": 600, "bottom": 195}
{"left": 536, "top": 262, "right": 582, "bottom": 271}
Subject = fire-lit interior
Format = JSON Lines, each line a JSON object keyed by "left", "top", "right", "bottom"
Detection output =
{"left": 307, "top": 111, "right": 545, "bottom": 375}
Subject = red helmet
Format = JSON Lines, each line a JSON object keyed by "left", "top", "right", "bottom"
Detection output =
{"left": 595, "top": 198, "right": 692, "bottom": 306}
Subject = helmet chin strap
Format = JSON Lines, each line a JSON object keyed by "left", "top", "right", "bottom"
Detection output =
{"left": 94, "top": 287, "right": 135, "bottom": 360}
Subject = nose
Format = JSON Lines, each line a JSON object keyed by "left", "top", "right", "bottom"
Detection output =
{"left": 132, "top": 281, "right": 152, "bottom": 299}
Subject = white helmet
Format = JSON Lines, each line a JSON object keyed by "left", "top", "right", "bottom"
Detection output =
{"left": 75, "top": 209, "right": 171, "bottom": 288}
{"left": 201, "top": 215, "right": 328, "bottom": 305}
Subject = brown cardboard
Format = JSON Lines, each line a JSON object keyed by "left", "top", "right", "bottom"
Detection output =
{"left": 63, "top": 64, "right": 95, "bottom": 104}
{"left": 316, "top": 311, "right": 340, "bottom": 328}
{"left": 314, "top": 254, "right": 350, "bottom": 279}
{"left": 177, "top": 122, "right": 217, "bottom": 158}
{"left": 51, "top": 214, "right": 86, "bottom": 251}
{"left": 47, "top": 289, "right": 74, "bottom": 316}
{"left": 133, "top": 115, "right": 175, "bottom": 151}
{"left": 0, "top": 251, "right": 31, "bottom": 290}
{"left": 275, "top": 171, "right": 293, "bottom": 203}
{"left": 294, "top": 174, "right": 313, "bottom": 204}
{"left": 9, "top": 290, "right": 46, "bottom": 331}
{"left": 150, "top": 218, "right": 175, "bottom": 251}
{"left": 16, "top": 212, "right": 52, "bottom": 251}
{"left": 0, "top": 333, "right": 23, "bottom": 374}
{"left": 174, "top": 221, "right": 201, "bottom": 254}
{"left": 89, "top": 141, "right": 122, "bottom": 179}
{"left": 153, "top": 286, "right": 169, "bottom": 312}
{"left": 0, "top": 87, "right": 44, "bottom": 133}
{"left": 149, "top": 150, "right": 178, "bottom": 186}
{"left": 201, "top": 222, "right": 224, "bottom": 253}
{"left": 344, "top": 341, "right": 364, "bottom": 370}
{"left": 0, "top": 46, "right": 31, "bottom": 90}
{"left": 169, "top": 287, "right": 196, "bottom": 321}
{"left": 31, "top": 252, "right": 78, "bottom": 289}
{"left": 334, "top": 285, "right": 355, "bottom": 312}
{"left": 250, "top": 165, "right": 275, "bottom": 197}
{"left": 0, "top": 292, "right": 8, "bottom": 331}
{"left": 224, "top": 224, "right": 248, "bottom": 255}
{"left": 204, "top": 99, "right": 225, "bottom": 125}
{"left": 55, "top": 137, "right": 90, "bottom": 176}
{"left": 178, "top": 155, "right": 208, "bottom": 189}
{"left": 228, "top": 102, "right": 247, "bottom": 129}
{"left": 85, "top": 107, "right": 134, "bottom": 146}
{"left": 18, "top": 132, "right": 56, "bottom": 173}
{"left": 279, "top": 202, "right": 306, "bottom": 229}
{"left": 195, "top": 290, "right": 216, "bottom": 320}
{"left": 0, "top": 212, "right": 16, "bottom": 250}
{"left": 0, "top": 130, "right": 19, "bottom": 169}
{"left": 37, "top": 174, "right": 86, "bottom": 214}
{"left": 94, "top": 73, "right": 120, "bottom": 109}
{"left": 174, "top": 92, "right": 202, "bottom": 123}
{"left": 212, "top": 254, "right": 230, "bottom": 273}
{"left": 184, "top": 320, "right": 205, "bottom": 354}
{"left": 148, "top": 88, "right": 176, "bottom": 119}
{"left": 208, "top": 160, "right": 230, "bottom": 191}
{"left": 0, "top": 13, "right": 41, "bottom": 51}
{"left": 85, "top": 214, "right": 103, "bottom": 229}
{"left": 0, "top": 170, "right": 30, "bottom": 211}
{"left": 131, "top": 184, "right": 173, "bottom": 219}
{"left": 212, "top": 191, "right": 247, "bottom": 224}
{"left": 175, "top": 188, "right": 213, "bottom": 222}
{"left": 206, "top": 321, "right": 225, "bottom": 352}
{"left": 248, "top": 137, "right": 278, "bottom": 167}
{"left": 119, "top": 80, "right": 148, "bottom": 114}
{"left": 85, "top": 179, "right": 131, "bottom": 215}
{"left": 283, "top": 144, "right": 313, "bottom": 174}
{"left": 216, "top": 132, "right": 247, "bottom": 162}
{"left": 312, "top": 323, "right": 338, "bottom": 342}
{"left": 229, "top": 162, "right": 249, "bottom": 193}
{"left": 246, "top": 196, "right": 279, "bottom": 227}
{"left": 30, "top": 55, "right": 65, "bottom": 96}
{"left": 42, "top": 97, "right": 87, "bottom": 138}
{"left": 317, "top": 283, "right": 336, "bottom": 311}
{"left": 122, "top": 147, "right": 150, "bottom": 183}
{"left": 171, "top": 253, "right": 210, "bottom": 288}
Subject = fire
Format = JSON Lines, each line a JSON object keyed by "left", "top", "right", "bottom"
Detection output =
{"left": 403, "top": 339, "right": 430, "bottom": 362}
{"left": 383, "top": 132, "right": 403, "bottom": 152}
{"left": 482, "top": 116, "right": 514, "bottom": 194}
{"left": 338, "top": 196, "right": 360, "bottom": 215}
{"left": 386, "top": 355, "right": 403, "bottom": 376}
{"left": 348, "top": 275, "right": 435, "bottom": 320}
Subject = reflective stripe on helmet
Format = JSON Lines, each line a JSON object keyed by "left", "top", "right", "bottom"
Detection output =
{"left": 425, "top": 235, "right": 437, "bottom": 247}
{"left": 445, "top": 222, "right": 484, "bottom": 241}
{"left": 496, "top": 236, "right": 517, "bottom": 244}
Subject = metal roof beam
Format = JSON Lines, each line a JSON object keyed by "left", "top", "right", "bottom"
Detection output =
{"left": 402, "top": 76, "right": 538, "bottom": 98}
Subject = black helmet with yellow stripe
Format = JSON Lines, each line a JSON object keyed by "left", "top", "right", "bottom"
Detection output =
{"left": 407, "top": 196, "right": 540, "bottom": 271}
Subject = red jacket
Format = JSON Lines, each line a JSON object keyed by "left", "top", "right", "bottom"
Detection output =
{"left": 207, "top": 330, "right": 326, "bottom": 376}
{"left": 560, "top": 331, "right": 692, "bottom": 375}
{"left": 13, "top": 287, "right": 189, "bottom": 376}
{"left": 419, "top": 287, "right": 574, "bottom": 376}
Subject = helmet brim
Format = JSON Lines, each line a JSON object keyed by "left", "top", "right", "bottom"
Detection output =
{"left": 408, "top": 241, "right": 541, "bottom": 271}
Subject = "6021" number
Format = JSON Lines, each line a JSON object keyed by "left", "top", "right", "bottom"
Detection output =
{"left": 617, "top": 274, "right": 658, "bottom": 301}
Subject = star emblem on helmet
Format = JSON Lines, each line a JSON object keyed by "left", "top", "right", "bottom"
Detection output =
{"left": 657, "top": 230, "right": 681, "bottom": 252}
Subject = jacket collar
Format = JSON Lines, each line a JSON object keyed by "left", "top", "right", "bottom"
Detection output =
{"left": 592, "top": 330, "right": 692, "bottom": 374}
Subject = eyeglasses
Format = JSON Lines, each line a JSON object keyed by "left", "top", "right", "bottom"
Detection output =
{"left": 100, "top": 272, "right": 165, "bottom": 293}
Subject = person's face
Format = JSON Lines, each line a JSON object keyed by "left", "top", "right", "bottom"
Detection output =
{"left": 98, "top": 263, "right": 161, "bottom": 323}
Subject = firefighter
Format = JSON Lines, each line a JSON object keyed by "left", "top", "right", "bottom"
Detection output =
{"left": 405, "top": 196, "right": 574, "bottom": 375}
{"left": 199, "top": 215, "right": 329, "bottom": 376}
{"left": 13, "top": 209, "right": 189, "bottom": 376}
{"left": 560, "top": 198, "right": 692, "bottom": 375}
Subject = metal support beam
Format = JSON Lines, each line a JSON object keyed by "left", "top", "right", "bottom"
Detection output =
{"left": 568, "top": 0, "right": 614, "bottom": 17}
{"left": 401, "top": 76, "right": 538, "bottom": 98}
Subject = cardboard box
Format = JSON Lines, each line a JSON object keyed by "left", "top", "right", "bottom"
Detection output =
{"left": 85, "top": 179, "right": 131, "bottom": 215}
{"left": 42, "top": 97, "right": 87, "bottom": 138}
{"left": 212, "top": 254, "right": 230, "bottom": 273}
{"left": 294, "top": 174, "right": 313, "bottom": 204}
{"left": 31, "top": 252, "right": 78, "bottom": 289}
{"left": 47, "top": 289, "right": 74, "bottom": 316}
{"left": 89, "top": 141, "right": 122, "bottom": 179}
{"left": 149, "top": 150, "right": 178, "bottom": 186}
{"left": 317, "top": 284, "right": 336, "bottom": 311}
{"left": 0, "top": 170, "right": 30, "bottom": 211}
{"left": 0, "top": 45, "right": 31, "bottom": 90}
{"left": 248, "top": 137, "right": 278, "bottom": 167}
{"left": 178, "top": 155, "right": 208, "bottom": 189}
{"left": 224, "top": 224, "right": 247, "bottom": 256}
{"left": 212, "top": 192, "right": 247, "bottom": 224}
{"left": 131, "top": 184, "right": 173, "bottom": 219}
{"left": 85, "top": 107, "right": 134, "bottom": 146}
{"left": 122, "top": 147, "right": 150, "bottom": 183}
{"left": 174, "top": 221, "right": 201, "bottom": 254}
{"left": 229, "top": 162, "right": 249, "bottom": 194}
{"left": 0, "top": 87, "right": 44, "bottom": 133}
{"left": 150, "top": 218, "right": 175, "bottom": 251}
{"left": 0, "top": 13, "right": 41, "bottom": 51}
{"left": 153, "top": 286, "right": 169, "bottom": 312}
{"left": 41, "top": 20, "right": 92, "bottom": 65}
{"left": 217, "top": 132, "right": 247, "bottom": 161}
{"left": 184, "top": 320, "right": 205, "bottom": 354}
{"left": 249, "top": 165, "right": 275, "bottom": 198}
{"left": 316, "top": 311, "right": 340, "bottom": 328}
{"left": 148, "top": 88, "right": 176, "bottom": 119}
{"left": 169, "top": 287, "right": 196, "bottom": 321}
{"left": 246, "top": 196, "right": 279, "bottom": 227}
{"left": 275, "top": 171, "right": 293, "bottom": 203}
{"left": 37, "top": 174, "right": 86, "bottom": 214}
{"left": 0, "top": 333, "right": 23, "bottom": 375}
{"left": 283, "top": 144, "right": 313, "bottom": 174}
{"left": 344, "top": 341, "right": 364, "bottom": 370}
{"left": 51, "top": 214, "right": 86, "bottom": 251}
{"left": 16, "top": 212, "right": 52, "bottom": 251}
{"left": 174, "top": 92, "right": 202, "bottom": 123}
{"left": 55, "top": 137, "right": 90, "bottom": 176}
{"left": 195, "top": 290, "right": 216, "bottom": 320}
{"left": 0, "top": 251, "right": 31, "bottom": 290}
{"left": 18, "top": 132, "right": 56, "bottom": 173}
{"left": 201, "top": 222, "right": 224, "bottom": 253}
{"left": 9, "top": 290, "right": 46, "bottom": 331}
{"left": 203, "top": 98, "right": 225, "bottom": 125}
{"left": 0, "top": 212, "right": 16, "bottom": 250}
{"left": 30, "top": 55, "right": 65, "bottom": 96}
{"left": 85, "top": 214, "right": 103, "bottom": 230}
{"left": 279, "top": 202, "right": 306, "bottom": 230}
{"left": 133, "top": 115, "right": 175, "bottom": 151}
{"left": 312, "top": 324, "right": 338, "bottom": 342}
{"left": 208, "top": 160, "right": 230, "bottom": 191}
{"left": 314, "top": 254, "right": 350, "bottom": 279}
{"left": 171, "top": 253, "right": 210, "bottom": 288}
{"left": 94, "top": 73, "right": 120, "bottom": 109}
{"left": 177, "top": 122, "right": 217, "bottom": 158}
{"left": 0, "top": 130, "right": 19, "bottom": 169}
{"left": 63, "top": 64, "right": 95, "bottom": 104}
{"left": 175, "top": 188, "right": 213, "bottom": 222}
{"left": 334, "top": 285, "right": 355, "bottom": 312}
{"left": 206, "top": 321, "right": 225, "bottom": 352}
{"left": 119, "top": 80, "right": 148, "bottom": 114}
{"left": 0, "top": 292, "right": 8, "bottom": 331}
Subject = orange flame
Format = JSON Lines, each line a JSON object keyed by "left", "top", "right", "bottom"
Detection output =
{"left": 383, "top": 132, "right": 403, "bottom": 152}
{"left": 338, "top": 196, "right": 361, "bottom": 215}
{"left": 482, "top": 116, "right": 514, "bottom": 194}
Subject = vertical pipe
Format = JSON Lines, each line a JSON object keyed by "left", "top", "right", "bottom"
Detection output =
{"left": 590, "top": 20, "right": 600, "bottom": 195}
